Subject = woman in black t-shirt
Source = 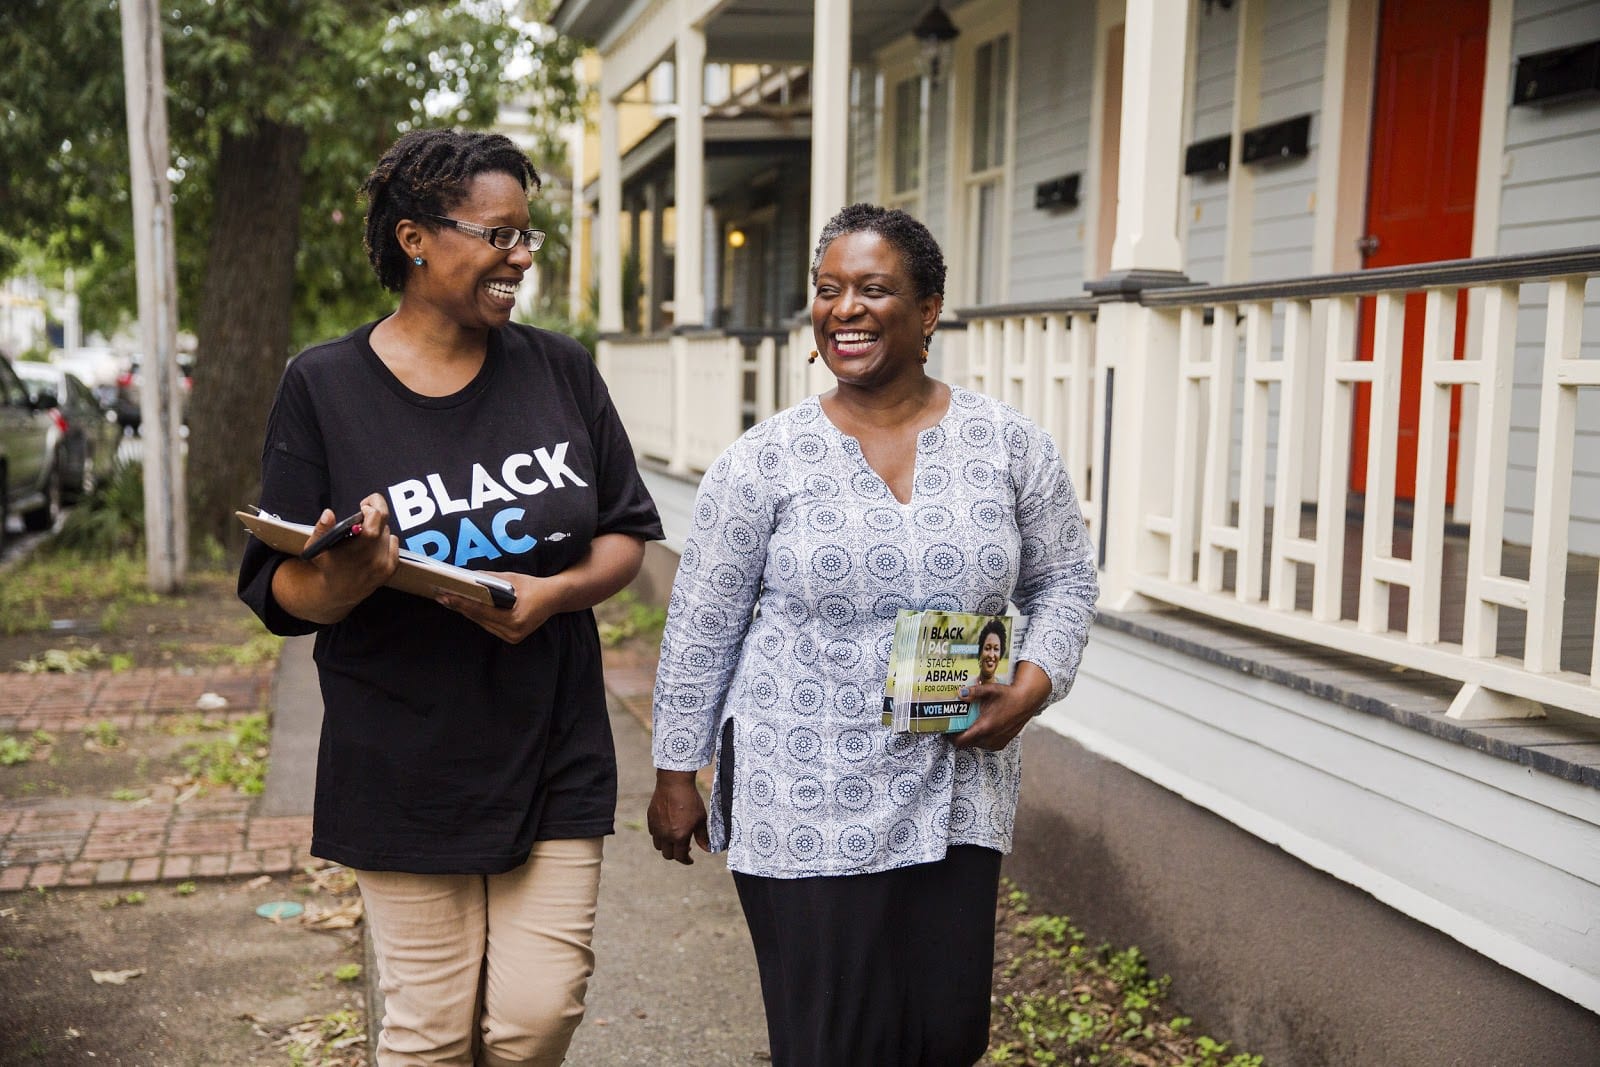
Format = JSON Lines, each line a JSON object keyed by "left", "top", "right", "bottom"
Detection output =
{"left": 239, "top": 129, "right": 662, "bottom": 1067}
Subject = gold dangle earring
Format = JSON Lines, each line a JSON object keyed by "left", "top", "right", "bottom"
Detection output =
{"left": 808, "top": 350, "right": 819, "bottom": 364}
{"left": 920, "top": 339, "right": 930, "bottom": 365}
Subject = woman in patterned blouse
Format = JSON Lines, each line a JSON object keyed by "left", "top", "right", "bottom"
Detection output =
{"left": 647, "top": 203, "right": 1098, "bottom": 1066}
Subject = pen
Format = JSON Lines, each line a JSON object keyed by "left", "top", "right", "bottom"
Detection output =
{"left": 299, "top": 510, "right": 364, "bottom": 561}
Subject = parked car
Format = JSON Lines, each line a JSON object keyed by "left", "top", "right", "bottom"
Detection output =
{"left": 14, "top": 361, "right": 121, "bottom": 501}
{"left": 0, "top": 354, "right": 61, "bottom": 537}
{"left": 115, "top": 354, "right": 193, "bottom": 432}
{"left": 53, "top": 346, "right": 124, "bottom": 412}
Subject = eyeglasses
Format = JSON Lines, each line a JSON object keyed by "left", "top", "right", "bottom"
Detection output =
{"left": 425, "top": 214, "right": 546, "bottom": 252}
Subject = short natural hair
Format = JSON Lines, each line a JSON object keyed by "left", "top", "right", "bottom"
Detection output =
{"left": 810, "top": 202, "right": 947, "bottom": 302}
{"left": 360, "top": 128, "right": 540, "bottom": 292}
{"left": 979, "top": 617, "right": 1008, "bottom": 658}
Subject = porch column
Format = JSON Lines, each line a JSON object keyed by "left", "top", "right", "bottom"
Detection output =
{"left": 809, "top": 0, "right": 850, "bottom": 245}
{"left": 646, "top": 181, "right": 665, "bottom": 332}
{"left": 566, "top": 98, "right": 586, "bottom": 323}
{"left": 675, "top": 24, "right": 706, "bottom": 328}
{"left": 1107, "top": 0, "right": 1190, "bottom": 276}
{"left": 599, "top": 94, "right": 623, "bottom": 334}
{"left": 629, "top": 196, "right": 643, "bottom": 330}
{"left": 1089, "top": 0, "right": 1195, "bottom": 611}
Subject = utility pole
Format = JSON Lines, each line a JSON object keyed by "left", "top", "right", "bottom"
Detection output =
{"left": 120, "top": 0, "right": 187, "bottom": 591}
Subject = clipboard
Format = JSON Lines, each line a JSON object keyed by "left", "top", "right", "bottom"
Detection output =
{"left": 237, "top": 508, "right": 517, "bottom": 609}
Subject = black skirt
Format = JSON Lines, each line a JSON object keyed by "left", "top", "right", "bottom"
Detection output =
{"left": 733, "top": 845, "right": 1003, "bottom": 1067}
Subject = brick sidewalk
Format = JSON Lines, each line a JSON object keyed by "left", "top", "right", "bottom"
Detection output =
{"left": 1, "top": 652, "right": 663, "bottom": 894}
{"left": 0, "top": 664, "right": 315, "bottom": 892}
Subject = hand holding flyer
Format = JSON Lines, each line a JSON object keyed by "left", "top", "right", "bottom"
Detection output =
{"left": 882, "top": 610, "right": 1021, "bottom": 733}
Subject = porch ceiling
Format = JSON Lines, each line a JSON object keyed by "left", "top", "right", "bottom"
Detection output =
{"left": 580, "top": 113, "right": 811, "bottom": 204}
{"left": 554, "top": 0, "right": 937, "bottom": 64}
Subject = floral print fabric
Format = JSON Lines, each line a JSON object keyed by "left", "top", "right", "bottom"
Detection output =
{"left": 652, "top": 387, "right": 1098, "bottom": 878}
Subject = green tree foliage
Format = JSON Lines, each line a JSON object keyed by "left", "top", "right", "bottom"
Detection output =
{"left": 0, "top": 0, "right": 585, "bottom": 547}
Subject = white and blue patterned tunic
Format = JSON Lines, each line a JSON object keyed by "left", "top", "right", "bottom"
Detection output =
{"left": 652, "top": 387, "right": 1098, "bottom": 878}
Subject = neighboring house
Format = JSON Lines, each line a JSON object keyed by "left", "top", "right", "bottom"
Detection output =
{"left": 552, "top": 1, "right": 1600, "bottom": 1061}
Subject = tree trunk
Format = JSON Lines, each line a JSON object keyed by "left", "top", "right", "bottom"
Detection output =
{"left": 188, "top": 119, "right": 308, "bottom": 554}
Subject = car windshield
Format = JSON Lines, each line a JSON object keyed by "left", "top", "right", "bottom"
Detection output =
{"left": 14, "top": 367, "right": 58, "bottom": 403}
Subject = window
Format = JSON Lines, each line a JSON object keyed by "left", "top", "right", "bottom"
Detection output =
{"left": 960, "top": 30, "right": 1013, "bottom": 304}
{"left": 876, "top": 37, "right": 927, "bottom": 216}
{"left": 891, "top": 75, "right": 923, "bottom": 206}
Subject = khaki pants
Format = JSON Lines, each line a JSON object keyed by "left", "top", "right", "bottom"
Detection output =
{"left": 357, "top": 837, "right": 604, "bottom": 1067}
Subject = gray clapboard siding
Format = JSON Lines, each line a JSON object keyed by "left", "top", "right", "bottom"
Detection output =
{"left": 1513, "top": 0, "right": 1600, "bottom": 52}
{"left": 1007, "top": 0, "right": 1095, "bottom": 302}
{"left": 848, "top": 64, "right": 878, "bottom": 207}
{"left": 926, "top": 76, "right": 953, "bottom": 245}
{"left": 1498, "top": 0, "right": 1600, "bottom": 551}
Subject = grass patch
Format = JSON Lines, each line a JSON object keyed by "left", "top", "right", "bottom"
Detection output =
{"left": 0, "top": 736, "right": 36, "bottom": 765}
{"left": 989, "top": 885, "right": 1263, "bottom": 1066}
{"left": 83, "top": 720, "right": 122, "bottom": 749}
{"left": 597, "top": 589, "right": 667, "bottom": 648}
{"left": 0, "top": 555, "right": 155, "bottom": 637}
{"left": 200, "top": 628, "right": 284, "bottom": 667}
{"left": 180, "top": 713, "right": 270, "bottom": 795}
{"left": 15, "top": 646, "right": 106, "bottom": 673}
{"left": 283, "top": 1007, "right": 366, "bottom": 1066}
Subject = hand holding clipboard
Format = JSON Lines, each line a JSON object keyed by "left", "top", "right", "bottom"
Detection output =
{"left": 239, "top": 505, "right": 517, "bottom": 609}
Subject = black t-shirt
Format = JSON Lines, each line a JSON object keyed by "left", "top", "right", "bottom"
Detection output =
{"left": 238, "top": 320, "right": 663, "bottom": 874}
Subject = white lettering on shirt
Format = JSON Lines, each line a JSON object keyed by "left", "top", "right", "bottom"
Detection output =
{"left": 469, "top": 463, "right": 517, "bottom": 509}
{"left": 390, "top": 478, "right": 436, "bottom": 531}
{"left": 427, "top": 473, "right": 470, "bottom": 516}
{"left": 501, "top": 453, "right": 549, "bottom": 495}
{"left": 534, "top": 443, "right": 588, "bottom": 489}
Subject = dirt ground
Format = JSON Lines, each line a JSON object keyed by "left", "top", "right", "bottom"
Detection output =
{"left": 1, "top": 558, "right": 366, "bottom": 1067}
{"left": 0, "top": 874, "right": 365, "bottom": 1066}
{"left": 0, "top": 569, "right": 266, "bottom": 675}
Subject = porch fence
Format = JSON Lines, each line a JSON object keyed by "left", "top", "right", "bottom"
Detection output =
{"left": 1104, "top": 246, "right": 1600, "bottom": 722}
{"left": 595, "top": 246, "right": 1599, "bottom": 721}
{"left": 597, "top": 330, "right": 781, "bottom": 475}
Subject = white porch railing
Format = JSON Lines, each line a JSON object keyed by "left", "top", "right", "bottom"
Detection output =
{"left": 954, "top": 301, "right": 1102, "bottom": 553}
{"left": 598, "top": 330, "right": 781, "bottom": 475}
{"left": 1123, "top": 248, "right": 1600, "bottom": 721}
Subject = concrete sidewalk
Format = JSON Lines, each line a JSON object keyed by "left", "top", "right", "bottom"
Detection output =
{"left": 569, "top": 645, "right": 769, "bottom": 1065}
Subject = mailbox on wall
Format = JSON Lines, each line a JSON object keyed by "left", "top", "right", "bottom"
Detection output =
{"left": 1240, "top": 114, "right": 1311, "bottom": 166}
{"left": 1184, "top": 134, "right": 1231, "bottom": 177}
{"left": 1514, "top": 40, "right": 1600, "bottom": 106}
{"left": 1033, "top": 174, "right": 1081, "bottom": 212}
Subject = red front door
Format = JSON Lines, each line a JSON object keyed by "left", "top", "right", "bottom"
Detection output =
{"left": 1349, "top": 0, "right": 1488, "bottom": 503}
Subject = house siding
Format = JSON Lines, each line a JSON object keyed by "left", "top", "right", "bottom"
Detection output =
{"left": 848, "top": 63, "right": 878, "bottom": 208}
{"left": 926, "top": 77, "right": 954, "bottom": 249}
{"left": 1005, "top": 0, "right": 1097, "bottom": 302}
{"left": 1245, "top": 0, "right": 1323, "bottom": 280}
{"left": 1499, "top": 0, "right": 1600, "bottom": 552}
{"left": 1184, "top": 4, "right": 1238, "bottom": 285}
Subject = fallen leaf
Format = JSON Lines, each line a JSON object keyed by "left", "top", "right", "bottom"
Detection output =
{"left": 303, "top": 864, "right": 358, "bottom": 895}
{"left": 90, "top": 968, "right": 145, "bottom": 985}
{"left": 243, "top": 874, "right": 272, "bottom": 890}
{"left": 300, "top": 897, "right": 364, "bottom": 930}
